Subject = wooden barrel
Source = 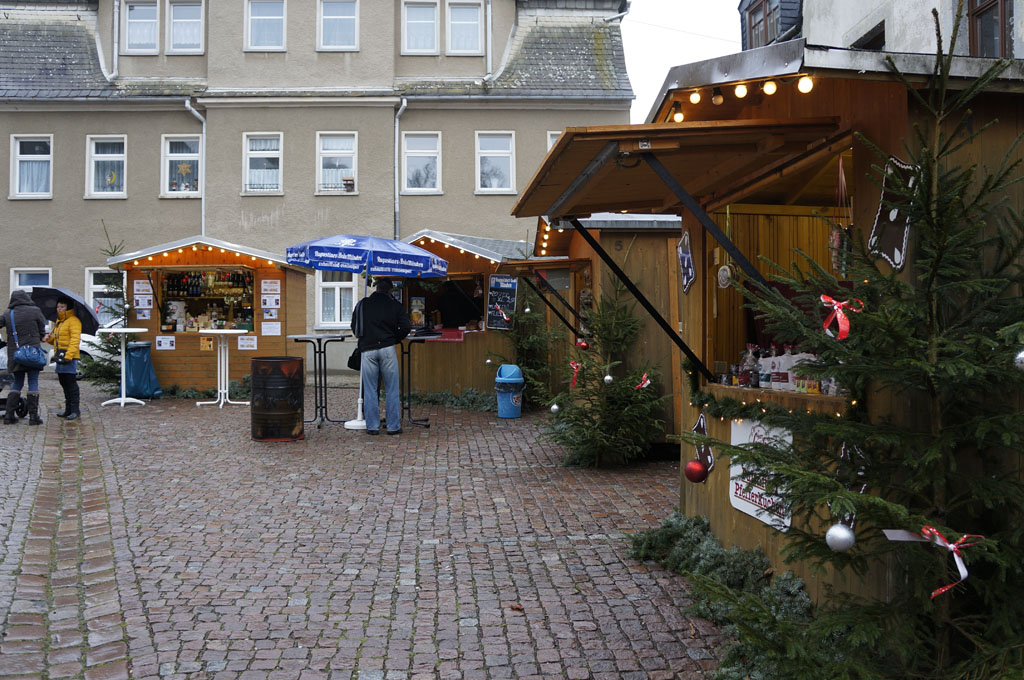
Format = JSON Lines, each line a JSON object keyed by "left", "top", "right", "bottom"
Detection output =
{"left": 250, "top": 356, "right": 304, "bottom": 441}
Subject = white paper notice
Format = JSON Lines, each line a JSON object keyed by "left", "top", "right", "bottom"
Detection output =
{"left": 238, "top": 335, "right": 258, "bottom": 350}
{"left": 729, "top": 420, "right": 792, "bottom": 532}
{"left": 136, "top": 309, "right": 150, "bottom": 320}
{"left": 261, "top": 295, "right": 281, "bottom": 309}
{"left": 155, "top": 336, "right": 176, "bottom": 350}
{"left": 133, "top": 280, "right": 153, "bottom": 294}
{"left": 133, "top": 295, "right": 153, "bottom": 309}
{"left": 261, "top": 279, "right": 281, "bottom": 294}
{"left": 261, "top": 321, "right": 281, "bottom": 336}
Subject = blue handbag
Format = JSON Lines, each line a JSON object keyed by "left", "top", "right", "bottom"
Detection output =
{"left": 7, "top": 311, "right": 47, "bottom": 370}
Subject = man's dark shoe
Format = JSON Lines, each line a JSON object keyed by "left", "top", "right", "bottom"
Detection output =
{"left": 366, "top": 429, "right": 379, "bottom": 435}
{"left": 386, "top": 428, "right": 403, "bottom": 435}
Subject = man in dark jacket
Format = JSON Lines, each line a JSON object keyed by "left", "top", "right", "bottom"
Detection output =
{"left": 1, "top": 289, "right": 47, "bottom": 425}
{"left": 353, "top": 278, "right": 411, "bottom": 435}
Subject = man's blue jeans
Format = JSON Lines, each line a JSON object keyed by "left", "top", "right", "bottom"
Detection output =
{"left": 361, "top": 345, "right": 401, "bottom": 432}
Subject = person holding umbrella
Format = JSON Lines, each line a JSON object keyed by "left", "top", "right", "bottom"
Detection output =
{"left": 0, "top": 290, "right": 47, "bottom": 425}
{"left": 352, "top": 278, "right": 411, "bottom": 435}
{"left": 44, "top": 296, "right": 83, "bottom": 420}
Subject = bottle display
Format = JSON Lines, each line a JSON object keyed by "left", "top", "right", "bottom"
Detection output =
{"left": 160, "top": 269, "right": 255, "bottom": 332}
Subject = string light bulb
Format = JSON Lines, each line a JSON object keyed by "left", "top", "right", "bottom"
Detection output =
{"left": 798, "top": 76, "right": 814, "bottom": 93}
{"left": 711, "top": 87, "right": 724, "bottom": 105}
{"left": 734, "top": 83, "right": 748, "bottom": 98}
{"left": 762, "top": 80, "right": 777, "bottom": 95}
{"left": 689, "top": 90, "right": 701, "bottom": 104}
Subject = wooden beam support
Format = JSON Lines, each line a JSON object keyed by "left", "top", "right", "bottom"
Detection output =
{"left": 544, "top": 141, "right": 619, "bottom": 218}
{"left": 567, "top": 217, "right": 715, "bottom": 382}
{"left": 521, "top": 276, "right": 579, "bottom": 338}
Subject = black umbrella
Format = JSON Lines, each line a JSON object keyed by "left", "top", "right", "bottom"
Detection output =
{"left": 29, "top": 287, "right": 102, "bottom": 336}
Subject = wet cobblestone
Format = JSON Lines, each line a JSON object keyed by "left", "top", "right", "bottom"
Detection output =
{"left": 0, "top": 375, "right": 723, "bottom": 678}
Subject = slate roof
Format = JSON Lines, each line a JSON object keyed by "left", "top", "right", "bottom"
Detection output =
{"left": 404, "top": 230, "right": 534, "bottom": 262}
{"left": 0, "top": 20, "right": 116, "bottom": 99}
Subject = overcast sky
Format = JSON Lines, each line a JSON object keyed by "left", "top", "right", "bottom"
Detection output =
{"left": 621, "top": 1, "right": 742, "bottom": 123}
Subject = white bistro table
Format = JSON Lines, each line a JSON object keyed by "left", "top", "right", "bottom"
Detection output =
{"left": 97, "top": 327, "right": 149, "bottom": 407}
{"left": 196, "top": 329, "right": 251, "bottom": 408}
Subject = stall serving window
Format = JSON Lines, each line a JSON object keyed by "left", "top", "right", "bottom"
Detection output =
{"left": 157, "top": 268, "right": 255, "bottom": 332}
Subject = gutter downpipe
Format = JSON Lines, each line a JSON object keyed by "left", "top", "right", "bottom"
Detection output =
{"left": 485, "top": 0, "right": 493, "bottom": 76}
{"left": 184, "top": 99, "right": 207, "bottom": 236}
{"left": 111, "top": 0, "right": 120, "bottom": 79}
{"left": 393, "top": 97, "right": 408, "bottom": 240}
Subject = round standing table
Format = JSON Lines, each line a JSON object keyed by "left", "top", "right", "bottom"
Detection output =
{"left": 97, "top": 327, "right": 149, "bottom": 407}
{"left": 196, "top": 329, "right": 251, "bottom": 408}
{"left": 287, "top": 333, "right": 349, "bottom": 428}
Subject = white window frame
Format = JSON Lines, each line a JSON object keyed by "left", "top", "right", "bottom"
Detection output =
{"left": 446, "top": 0, "right": 483, "bottom": 55}
{"left": 161, "top": 134, "right": 202, "bottom": 198}
{"left": 123, "top": 0, "right": 160, "bottom": 54}
{"left": 243, "top": 132, "right": 283, "bottom": 194}
{"left": 10, "top": 268, "right": 52, "bottom": 293}
{"left": 246, "top": 0, "right": 287, "bottom": 51}
{"left": 547, "top": 130, "right": 561, "bottom": 151}
{"left": 318, "top": 0, "right": 358, "bottom": 51}
{"left": 316, "top": 131, "right": 358, "bottom": 195}
{"left": 474, "top": 131, "right": 516, "bottom": 194}
{"left": 167, "top": 0, "right": 204, "bottom": 54}
{"left": 315, "top": 270, "right": 359, "bottom": 329}
{"left": 402, "top": 0, "right": 439, "bottom": 55}
{"left": 85, "top": 267, "right": 126, "bottom": 327}
{"left": 85, "top": 135, "right": 128, "bottom": 199}
{"left": 10, "top": 134, "right": 53, "bottom": 200}
{"left": 402, "top": 131, "right": 442, "bottom": 194}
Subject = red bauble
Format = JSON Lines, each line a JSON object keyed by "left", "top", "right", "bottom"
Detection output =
{"left": 684, "top": 459, "right": 709, "bottom": 483}
{"left": 575, "top": 340, "right": 590, "bottom": 349}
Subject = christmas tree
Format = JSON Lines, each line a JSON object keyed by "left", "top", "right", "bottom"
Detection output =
{"left": 679, "top": 7, "right": 1024, "bottom": 678}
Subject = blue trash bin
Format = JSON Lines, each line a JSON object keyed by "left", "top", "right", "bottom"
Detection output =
{"left": 495, "top": 364, "right": 524, "bottom": 418}
{"left": 125, "top": 341, "right": 162, "bottom": 399}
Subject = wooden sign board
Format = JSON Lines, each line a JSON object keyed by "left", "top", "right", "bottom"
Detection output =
{"left": 486, "top": 275, "right": 517, "bottom": 330}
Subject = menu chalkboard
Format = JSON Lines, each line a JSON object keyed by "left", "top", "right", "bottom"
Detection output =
{"left": 486, "top": 275, "right": 518, "bottom": 330}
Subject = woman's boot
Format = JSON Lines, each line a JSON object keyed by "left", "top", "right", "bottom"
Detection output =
{"left": 27, "top": 393, "right": 42, "bottom": 425}
{"left": 3, "top": 390, "right": 19, "bottom": 424}
{"left": 65, "top": 380, "right": 81, "bottom": 421}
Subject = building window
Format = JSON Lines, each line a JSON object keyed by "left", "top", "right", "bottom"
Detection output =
{"left": 168, "top": 1, "right": 203, "bottom": 53}
{"left": 247, "top": 0, "right": 285, "bottom": 50}
{"left": 547, "top": 130, "right": 561, "bottom": 151}
{"left": 447, "top": 0, "right": 482, "bottom": 54}
{"left": 126, "top": 1, "right": 159, "bottom": 52}
{"left": 86, "top": 268, "right": 125, "bottom": 326}
{"left": 244, "top": 133, "right": 282, "bottom": 193}
{"left": 970, "top": 0, "right": 1013, "bottom": 58}
{"left": 10, "top": 268, "right": 51, "bottom": 293}
{"left": 403, "top": 1, "right": 438, "bottom": 54}
{"left": 162, "top": 135, "right": 201, "bottom": 196}
{"left": 316, "top": 132, "right": 357, "bottom": 194}
{"left": 319, "top": 0, "right": 357, "bottom": 50}
{"left": 10, "top": 135, "right": 53, "bottom": 199}
{"left": 475, "top": 131, "right": 515, "bottom": 193}
{"left": 746, "top": 0, "right": 779, "bottom": 49}
{"left": 402, "top": 132, "right": 441, "bottom": 193}
{"left": 317, "top": 270, "right": 357, "bottom": 328}
{"left": 86, "top": 136, "right": 127, "bottom": 198}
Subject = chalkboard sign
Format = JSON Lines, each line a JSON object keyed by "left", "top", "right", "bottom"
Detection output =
{"left": 486, "top": 275, "right": 518, "bottom": 330}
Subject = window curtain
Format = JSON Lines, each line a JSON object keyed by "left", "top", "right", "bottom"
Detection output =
{"left": 406, "top": 5, "right": 435, "bottom": 50}
{"left": 94, "top": 160, "right": 124, "bottom": 193}
{"left": 479, "top": 156, "right": 510, "bottom": 189}
{"left": 18, "top": 160, "right": 50, "bottom": 194}
{"left": 171, "top": 4, "right": 203, "bottom": 50}
{"left": 449, "top": 5, "right": 479, "bottom": 51}
{"left": 127, "top": 5, "right": 158, "bottom": 48}
{"left": 323, "top": 1, "right": 356, "bottom": 46}
{"left": 250, "top": 2, "right": 284, "bottom": 47}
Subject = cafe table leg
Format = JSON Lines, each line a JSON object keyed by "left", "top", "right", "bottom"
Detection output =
{"left": 101, "top": 334, "right": 145, "bottom": 407}
{"left": 223, "top": 336, "right": 250, "bottom": 406}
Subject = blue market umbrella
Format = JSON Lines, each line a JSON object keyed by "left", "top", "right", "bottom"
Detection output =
{"left": 30, "top": 287, "right": 102, "bottom": 336}
{"left": 286, "top": 234, "right": 448, "bottom": 430}
{"left": 286, "top": 234, "right": 448, "bottom": 278}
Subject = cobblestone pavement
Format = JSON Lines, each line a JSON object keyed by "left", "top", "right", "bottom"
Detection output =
{"left": 1, "top": 375, "right": 723, "bottom": 679}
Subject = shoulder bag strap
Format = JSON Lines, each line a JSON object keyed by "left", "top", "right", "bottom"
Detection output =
{"left": 7, "top": 310, "right": 19, "bottom": 349}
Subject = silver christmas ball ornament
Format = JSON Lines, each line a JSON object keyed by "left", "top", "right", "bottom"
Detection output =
{"left": 524, "top": 306, "right": 531, "bottom": 314}
{"left": 485, "top": 358, "right": 492, "bottom": 365}
{"left": 604, "top": 374, "right": 613, "bottom": 385}
{"left": 825, "top": 523, "right": 856, "bottom": 552}
{"left": 550, "top": 403, "right": 560, "bottom": 414}
{"left": 1015, "top": 349, "right": 1024, "bottom": 371}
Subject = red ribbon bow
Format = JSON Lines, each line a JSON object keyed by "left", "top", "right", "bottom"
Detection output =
{"left": 635, "top": 373, "right": 650, "bottom": 389}
{"left": 921, "top": 526, "right": 984, "bottom": 599}
{"left": 820, "top": 295, "right": 864, "bottom": 340}
{"left": 570, "top": 361, "right": 582, "bottom": 388}
{"left": 494, "top": 304, "right": 510, "bottom": 322}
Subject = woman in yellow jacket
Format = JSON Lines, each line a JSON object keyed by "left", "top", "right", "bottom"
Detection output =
{"left": 44, "top": 297, "right": 82, "bottom": 420}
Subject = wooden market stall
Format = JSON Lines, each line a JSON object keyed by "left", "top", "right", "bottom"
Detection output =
{"left": 107, "top": 235, "right": 308, "bottom": 391}
{"left": 398, "top": 230, "right": 527, "bottom": 394}
{"left": 511, "top": 39, "right": 1024, "bottom": 602}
